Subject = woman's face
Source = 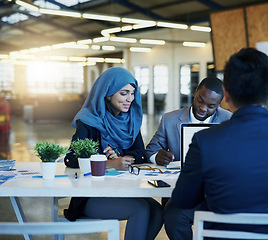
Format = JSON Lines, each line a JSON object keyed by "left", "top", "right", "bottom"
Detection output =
{"left": 110, "top": 84, "right": 135, "bottom": 115}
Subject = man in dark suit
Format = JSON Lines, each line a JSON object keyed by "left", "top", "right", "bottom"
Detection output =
{"left": 166, "top": 48, "right": 268, "bottom": 239}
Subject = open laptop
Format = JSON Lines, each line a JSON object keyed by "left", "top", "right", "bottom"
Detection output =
{"left": 180, "top": 123, "right": 217, "bottom": 168}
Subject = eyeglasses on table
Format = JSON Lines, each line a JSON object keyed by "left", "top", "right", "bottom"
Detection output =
{"left": 128, "top": 164, "right": 163, "bottom": 175}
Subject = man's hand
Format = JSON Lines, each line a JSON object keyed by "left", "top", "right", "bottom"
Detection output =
{"left": 156, "top": 149, "right": 175, "bottom": 166}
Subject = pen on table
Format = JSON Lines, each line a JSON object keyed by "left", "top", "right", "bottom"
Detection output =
{"left": 32, "top": 175, "right": 68, "bottom": 178}
{"left": 74, "top": 172, "right": 78, "bottom": 179}
{"left": 84, "top": 172, "right": 91, "bottom": 176}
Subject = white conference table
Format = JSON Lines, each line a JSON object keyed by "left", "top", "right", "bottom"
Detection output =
{"left": 0, "top": 162, "right": 180, "bottom": 240}
{"left": 0, "top": 162, "right": 178, "bottom": 198}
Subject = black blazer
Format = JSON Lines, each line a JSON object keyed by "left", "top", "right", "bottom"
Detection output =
{"left": 64, "top": 120, "right": 147, "bottom": 221}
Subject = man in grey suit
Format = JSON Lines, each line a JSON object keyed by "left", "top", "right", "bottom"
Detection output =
{"left": 146, "top": 77, "right": 232, "bottom": 240}
{"left": 146, "top": 77, "right": 232, "bottom": 166}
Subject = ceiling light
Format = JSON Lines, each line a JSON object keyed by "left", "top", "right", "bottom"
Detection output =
{"left": 122, "top": 18, "right": 154, "bottom": 25}
{"left": 52, "top": 44, "right": 64, "bottom": 49}
{"left": 105, "top": 58, "right": 122, "bottom": 63}
{"left": 140, "top": 39, "right": 165, "bottom": 45}
{"left": 69, "top": 57, "right": 87, "bottom": 62}
{"left": 157, "top": 22, "right": 188, "bottom": 29}
{"left": 39, "top": 8, "right": 81, "bottom": 18}
{"left": 83, "top": 13, "right": 120, "bottom": 22}
{"left": 77, "top": 39, "right": 92, "bottom": 45}
{"left": 63, "top": 43, "right": 89, "bottom": 49}
{"left": 14, "top": 54, "right": 35, "bottom": 60}
{"left": 110, "top": 37, "right": 137, "bottom": 43}
{"left": 93, "top": 37, "right": 109, "bottom": 43}
{"left": 102, "top": 46, "right": 115, "bottom": 51}
{"left": 91, "top": 45, "right": 101, "bottom": 50}
{"left": 101, "top": 27, "right": 121, "bottom": 36}
{"left": 130, "top": 47, "right": 151, "bottom": 53}
{"left": 40, "top": 46, "right": 52, "bottom": 51}
{"left": 133, "top": 22, "right": 156, "bottom": 30}
{"left": 83, "top": 62, "right": 96, "bottom": 66}
{"left": 121, "top": 25, "right": 132, "bottom": 31}
{"left": 16, "top": 0, "right": 39, "bottom": 12}
{"left": 68, "top": 44, "right": 89, "bottom": 49}
{"left": 0, "top": 55, "right": 9, "bottom": 59}
{"left": 190, "top": 25, "right": 211, "bottom": 32}
{"left": 19, "top": 49, "right": 29, "bottom": 54}
{"left": 49, "top": 56, "right": 68, "bottom": 61}
{"left": 87, "top": 57, "right": 104, "bottom": 63}
{"left": 183, "top": 42, "right": 206, "bottom": 47}
{"left": 29, "top": 48, "right": 40, "bottom": 53}
{"left": 63, "top": 42, "right": 76, "bottom": 46}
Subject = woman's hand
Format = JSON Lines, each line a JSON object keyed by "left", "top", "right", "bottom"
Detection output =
{"left": 106, "top": 155, "right": 135, "bottom": 170}
{"left": 103, "top": 146, "right": 118, "bottom": 160}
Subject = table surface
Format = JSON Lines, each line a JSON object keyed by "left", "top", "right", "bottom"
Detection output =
{"left": 0, "top": 162, "right": 180, "bottom": 198}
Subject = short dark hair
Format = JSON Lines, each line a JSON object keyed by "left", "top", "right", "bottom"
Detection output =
{"left": 197, "top": 77, "right": 224, "bottom": 101}
{"left": 223, "top": 48, "right": 268, "bottom": 107}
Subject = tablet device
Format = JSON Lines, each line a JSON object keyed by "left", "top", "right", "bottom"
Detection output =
{"left": 180, "top": 123, "right": 217, "bottom": 168}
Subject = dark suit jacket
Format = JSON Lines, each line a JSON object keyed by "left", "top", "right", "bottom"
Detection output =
{"left": 172, "top": 106, "right": 268, "bottom": 232}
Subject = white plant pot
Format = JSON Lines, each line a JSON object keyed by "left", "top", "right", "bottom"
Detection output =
{"left": 41, "top": 162, "right": 57, "bottom": 180}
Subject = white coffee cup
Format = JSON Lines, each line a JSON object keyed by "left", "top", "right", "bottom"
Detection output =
{"left": 78, "top": 158, "right": 91, "bottom": 174}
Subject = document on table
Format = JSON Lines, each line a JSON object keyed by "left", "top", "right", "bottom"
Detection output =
{"left": 115, "top": 169, "right": 180, "bottom": 180}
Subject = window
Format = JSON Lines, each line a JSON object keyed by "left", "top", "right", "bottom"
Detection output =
{"left": 133, "top": 66, "right": 149, "bottom": 113}
{"left": 179, "top": 63, "right": 199, "bottom": 108}
{"left": 133, "top": 66, "right": 149, "bottom": 95}
{"left": 207, "top": 62, "right": 216, "bottom": 78}
{"left": 27, "top": 61, "right": 83, "bottom": 94}
{"left": 153, "top": 65, "right": 168, "bottom": 114}
{"left": 0, "top": 62, "right": 14, "bottom": 92}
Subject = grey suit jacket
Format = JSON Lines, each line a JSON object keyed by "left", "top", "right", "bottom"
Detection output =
{"left": 146, "top": 106, "right": 232, "bottom": 161}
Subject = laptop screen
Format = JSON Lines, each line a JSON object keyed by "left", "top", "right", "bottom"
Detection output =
{"left": 180, "top": 123, "right": 217, "bottom": 168}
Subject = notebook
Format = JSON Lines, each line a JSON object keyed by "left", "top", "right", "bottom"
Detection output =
{"left": 180, "top": 123, "right": 217, "bottom": 168}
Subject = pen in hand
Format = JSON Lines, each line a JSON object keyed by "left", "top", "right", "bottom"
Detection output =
{"left": 158, "top": 141, "right": 175, "bottom": 162}
{"left": 158, "top": 141, "right": 166, "bottom": 150}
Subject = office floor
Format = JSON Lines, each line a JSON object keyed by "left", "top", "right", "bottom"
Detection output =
{"left": 0, "top": 116, "right": 169, "bottom": 240}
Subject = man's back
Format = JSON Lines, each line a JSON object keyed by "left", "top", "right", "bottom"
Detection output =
{"left": 192, "top": 106, "right": 268, "bottom": 213}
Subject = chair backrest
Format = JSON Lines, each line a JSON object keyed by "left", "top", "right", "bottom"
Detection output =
{"left": 193, "top": 211, "right": 268, "bottom": 240}
{"left": 0, "top": 220, "right": 120, "bottom": 240}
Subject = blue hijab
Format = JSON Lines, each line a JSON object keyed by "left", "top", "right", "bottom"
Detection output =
{"left": 72, "top": 67, "right": 143, "bottom": 151}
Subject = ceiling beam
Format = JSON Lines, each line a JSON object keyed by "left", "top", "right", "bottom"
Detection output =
{"left": 111, "top": 0, "right": 167, "bottom": 20}
{"left": 196, "top": 0, "right": 223, "bottom": 10}
{"left": 22, "top": 12, "right": 88, "bottom": 39}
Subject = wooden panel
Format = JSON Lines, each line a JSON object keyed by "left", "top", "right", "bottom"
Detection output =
{"left": 210, "top": 9, "right": 247, "bottom": 71}
{"left": 246, "top": 3, "right": 268, "bottom": 48}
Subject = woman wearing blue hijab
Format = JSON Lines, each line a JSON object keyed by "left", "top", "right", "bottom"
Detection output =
{"left": 64, "top": 67, "right": 163, "bottom": 240}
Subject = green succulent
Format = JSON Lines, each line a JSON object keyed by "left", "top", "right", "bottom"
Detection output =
{"left": 34, "top": 140, "right": 68, "bottom": 162}
{"left": 70, "top": 138, "right": 99, "bottom": 158}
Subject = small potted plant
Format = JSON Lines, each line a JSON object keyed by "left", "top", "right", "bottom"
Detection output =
{"left": 34, "top": 140, "right": 68, "bottom": 179}
{"left": 70, "top": 138, "right": 99, "bottom": 173}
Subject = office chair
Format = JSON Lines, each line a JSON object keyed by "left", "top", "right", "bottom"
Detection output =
{"left": 0, "top": 220, "right": 119, "bottom": 240}
{"left": 193, "top": 211, "right": 268, "bottom": 240}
